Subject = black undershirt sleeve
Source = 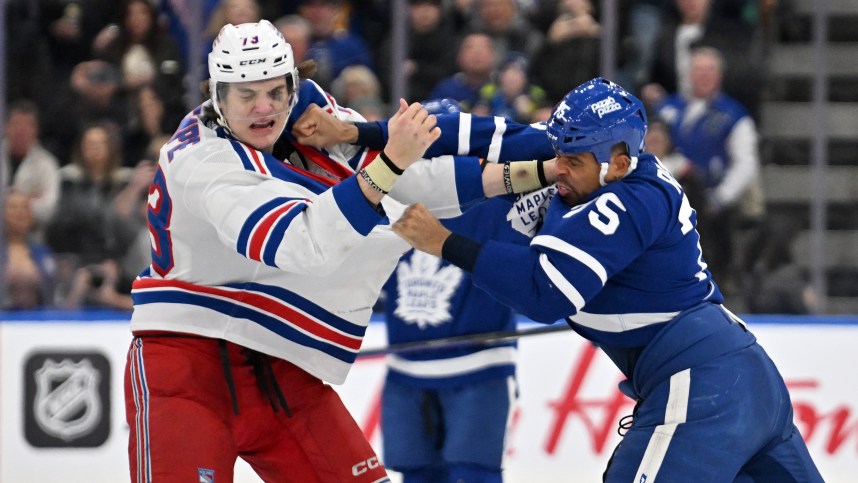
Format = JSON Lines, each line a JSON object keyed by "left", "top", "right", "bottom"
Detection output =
{"left": 441, "top": 233, "right": 483, "bottom": 273}
{"left": 353, "top": 122, "right": 386, "bottom": 149}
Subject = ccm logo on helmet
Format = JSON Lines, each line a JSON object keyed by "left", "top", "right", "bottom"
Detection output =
{"left": 590, "top": 96, "right": 622, "bottom": 118}
{"left": 351, "top": 456, "right": 380, "bottom": 476}
{"left": 239, "top": 58, "right": 266, "bottom": 65}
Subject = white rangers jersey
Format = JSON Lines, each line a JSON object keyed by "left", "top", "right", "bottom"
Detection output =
{"left": 130, "top": 80, "right": 484, "bottom": 384}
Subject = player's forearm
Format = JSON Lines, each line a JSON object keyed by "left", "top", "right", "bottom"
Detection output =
{"left": 443, "top": 237, "right": 575, "bottom": 323}
{"left": 482, "top": 159, "right": 554, "bottom": 198}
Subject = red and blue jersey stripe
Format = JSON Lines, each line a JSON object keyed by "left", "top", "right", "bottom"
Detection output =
{"left": 236, "top": 197, "right": 311, "bottom": 267}
{"left": 131, "top": 278, "right": 366, "bottom": 363}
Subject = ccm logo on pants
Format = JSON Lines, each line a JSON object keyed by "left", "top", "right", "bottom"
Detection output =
{"left": 352, "top": 456, "right": 380, "bottom": 476}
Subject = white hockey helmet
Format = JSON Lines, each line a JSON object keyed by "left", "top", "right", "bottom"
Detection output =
{"left": 208, "top": 20, "right": 300, "bottom": 125}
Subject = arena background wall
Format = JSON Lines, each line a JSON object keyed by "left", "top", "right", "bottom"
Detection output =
{"left": 1, "top": 312, "right": 856, "bottom": 482}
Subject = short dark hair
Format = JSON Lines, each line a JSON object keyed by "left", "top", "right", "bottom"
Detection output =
{"left": 7, "top": 99, "right": 39, "bottom": 122}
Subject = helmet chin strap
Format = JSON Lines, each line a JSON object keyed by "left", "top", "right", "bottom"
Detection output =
{"left": 210, "top": 80, "right": 233, "bottom": 134}
{"left": 599, "top": 156, "right": 639, "bottom": 186}
{"left": 598, "top": 162, "right": 610, "bottom": 186}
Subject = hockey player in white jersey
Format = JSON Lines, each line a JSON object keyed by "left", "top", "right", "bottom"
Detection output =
{"left": 393, "top": 78, "right": 823, "bottom": 482}
{"left": 123, "top": 20, "right": 558, "bottom": 483}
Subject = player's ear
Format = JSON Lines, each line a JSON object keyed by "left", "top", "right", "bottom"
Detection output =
{"left": 608, "top": 151, "right": 631, "bottom": 179}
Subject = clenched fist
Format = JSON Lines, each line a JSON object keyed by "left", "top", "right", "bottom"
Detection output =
{"left": 383, "top": 99, "right": 442, "bottom": 171}
{"left": 392, "top": 203, "right": 451, "bottom": 256}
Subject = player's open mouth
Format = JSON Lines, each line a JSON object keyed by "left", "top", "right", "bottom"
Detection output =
{"left": 250, "top": 120, "right": 276, "bottom": 130}
{"left": 557, "top": 182, "right": 577, "bottom": 199}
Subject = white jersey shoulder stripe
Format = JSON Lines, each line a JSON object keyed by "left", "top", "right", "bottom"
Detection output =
{"left": 532, "top": 234, "right": 608, "bottom": 285}
{"left": 487, "top": 117, "right": 507, "bottom": 162}
{"left": 539, "top": 253, "right": 585, "bottom": 310}
{"left": 229, "top": 139, "right": 269, "bottom": 174}
{"left": 458, "top": 113, "right": 472, "bottom": 155}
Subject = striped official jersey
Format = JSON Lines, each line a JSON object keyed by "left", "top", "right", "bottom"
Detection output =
{"left": 130, "top": 79, "right": 486, "bottom": 384}
{"left": 382, "top": 197, "right": 530, "bottom": 388}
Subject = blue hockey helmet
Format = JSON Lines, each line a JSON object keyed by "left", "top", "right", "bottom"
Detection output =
{"left": 546, "top": 78, "right": 647, "bottom": 163}
{"left": 421, "top": 98, "right": 463, "bottom": 115}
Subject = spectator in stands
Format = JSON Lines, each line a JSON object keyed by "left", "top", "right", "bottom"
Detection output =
{"left": 6, "top": 0, "right": 55, "bottom": 112}
{"left": 42, "top": 60, "right": 129, "bottom": 161}
{"left": 157, "top": 0, "right": 220, "bottom": 70}
{"left": 378, "top": 0, "right": 458, "bottom": 102}
{"left": 63, "top": 158, "right": 155, "bottom": 311}
{"left": 40, "top": 0, "right": 119, "bottom": 82}
{"left": 427, "top": 32, "right": 497, "bottom": 111}
{"left": 617, "top": 0, "right": 673, "bottom": 89}
{"left": 1, "top": 100, "right": 60, "bottom": 238}
{"left": 743, "top": 215, "right": 818, "bottom": 314}
{"left": 94, "top": 0, "right": 185, "bottom": 113}
{"left": 473, "top": 54, "right": 550, "bottom": 123}
{"left": 206, "top": 0, "right": 262, "bottom": 40}
{"left": 656, "top": 46, "right": 762, "bottom": 293}
{"left": 160, "top": 0, "right": 283, "bottom": 70}
{"left": 645, "top": 116, "right": 708, "bottom": 213}
{"left": 331, "top": 65, "right": 387, "bottom": 121}
{"left": 275, "top": 14, "right": 312, "bottom": 64}
{"left": 469, "top": 0, "right": 543, "bottom": 61}
{"left": 1, "top": 189, "right": 56, "bottom": 310}
{"left": 45, "top": 123, "right": 134, "bottom": 266}
{"left": 529, "top": 0, "right": 601, "bottom": 103}
{"left": 298, "top": 0, "right": 375, "bottom": 90}
{"left": 123, "top": 85, "right": 175, "bottom": 167}
{"left": 62, "top": 258, "right": 133, "bottom": 310}
{"left": 641, "top": 0, "right": 761, "bottom": 116}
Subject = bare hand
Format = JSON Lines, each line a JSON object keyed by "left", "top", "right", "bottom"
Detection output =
{"left": 291, "top": 104, "right": 357, "bottom": 149}
{"left": 392, "top": 203, "right": 451, "bottom": 256}
{"left": 384, "top": 99, "right": 442, "bottom": 170}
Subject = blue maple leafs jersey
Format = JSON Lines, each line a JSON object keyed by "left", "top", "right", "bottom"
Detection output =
{"left": 377, "top": 112, "right": 556, "bottom": 162}
{"left": 382, "top": 197, "right": 529, "bottom": 388}
{"left": 468, "top": 154, "right": 724, "bottom": 354}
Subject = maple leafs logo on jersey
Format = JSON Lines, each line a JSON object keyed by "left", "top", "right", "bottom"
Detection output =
{"left": 507, "top": 186, "right": 557, "bottom": 237}
{"left": 394, "top": 251, "right": 464, "bottom": 329}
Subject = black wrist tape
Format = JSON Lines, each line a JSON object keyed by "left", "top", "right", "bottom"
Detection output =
{"left": 379, "top": 150, "right": 404, "bottom": 175}
{"left": 502, "top": 162, "right": 514, "bottom": 194}
{"left": 442, "top": 233, "right": 482, "bottom": 273}
{"left": 536, "top": 160, "right": 548, "bottom": 187}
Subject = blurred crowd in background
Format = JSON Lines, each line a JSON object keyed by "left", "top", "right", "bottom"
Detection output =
{"left": 1, "top": 0, "right": 824, "bottom": 314}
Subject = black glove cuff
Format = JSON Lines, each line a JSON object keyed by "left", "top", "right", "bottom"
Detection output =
{"left": 353, "top": 121, "right": 386, "bottom": 149}
{"left": 441, "top": 233, "right": 482, "bottom": 273}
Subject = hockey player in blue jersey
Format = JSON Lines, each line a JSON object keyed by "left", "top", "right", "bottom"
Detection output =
{"left": 392, "top": 78, "right": 823, "bottom": 482}
{"left": 379, "top": 99, "right": 528, "bottom": 483}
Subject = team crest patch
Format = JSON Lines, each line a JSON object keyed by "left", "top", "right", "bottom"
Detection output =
{"left": 24, "top": 351, "right": 111, "bottom": 447}
{"left": 394, "top": 251, "right": 463, "bottom": 329}
{"left": 507, "top": 186, "right": 556, "bottom": 237}
{"left": 199, "top": 468, "right": 215, "bottom": 482}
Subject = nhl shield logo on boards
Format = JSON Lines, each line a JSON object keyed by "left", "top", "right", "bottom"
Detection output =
{"left": 24, "top": 351, "right": 111, "bottom": 447}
